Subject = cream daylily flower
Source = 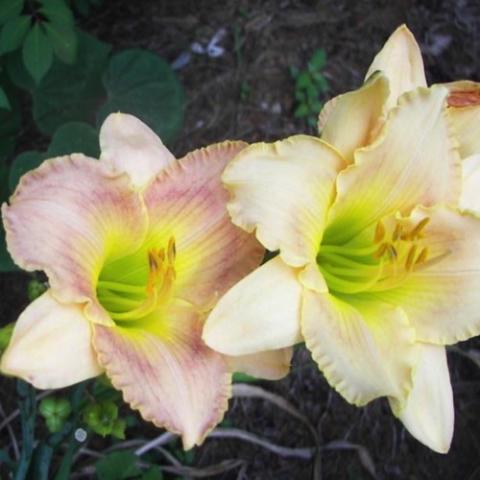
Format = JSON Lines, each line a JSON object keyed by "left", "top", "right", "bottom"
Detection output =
{"left": 0, "top": 113, "right": 293, "bottom": 449}
{"left": 203, "top": 27, "right": 480, "bottom": 454}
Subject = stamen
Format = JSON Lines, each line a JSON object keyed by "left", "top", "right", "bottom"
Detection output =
{"left": 410, "top": 217, "right": 430, "bottom": 239}
{"left": 415, "top": 247, "right": 429, "bottom": 265}
{"left": 374, "top": 221, "right": 386, "bottom": 243}
{"left": 386, "top": 244, "right": 398, "bottom": 261}
{"left": 405, "top": 245, "right": 417, "bottom": 271}
{"left": 392, "top": 224, "right": 402, "bottom": 241}
{"left": 374, "top": 243, "right": 388, "bottom": 259}
{"left": 167, "top": 237, "right": 176, "bottom": 263}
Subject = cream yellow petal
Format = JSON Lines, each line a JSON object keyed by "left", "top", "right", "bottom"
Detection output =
{"left": 371, "top": 205, "right": 480, "bottom": 345}
{"left": 365, "top": 24, "right": 427, "bottom": 110}
{"left": 324, "top": 86, "right": 460, "bottom": 243}
{"left": 2, "top": 155, "right": 148, "bottom": 325}
{"left": 226, "top": 347, "right": 293, "bottom": 380}
{"left": 1, "top": 291, "right": 102, "bottom": 389}
{"left": 302, "top": 290, "right": 417, "bottom": 406}
{"left": 460, "top": 155, "right": 480, "bottom": 213}
{"left": 389, "top": 344, "right": 453, "bottom": 454}
{"left": 444, "top": 81, "right": 480, "bottom": 159}
{"left": 320, "top": 73, "right": 389, "bottom": 163}
{"left": 203, "top": 256, "right": 303, "bottom": 356}
{"left": 93, "top": 305, "right": 230, "bottom": 450}
{"left": 100, "top": 112, "right": 175, "bottom": 189}
{"left": 223, "top": 135, "right": 346, "bottom": 267}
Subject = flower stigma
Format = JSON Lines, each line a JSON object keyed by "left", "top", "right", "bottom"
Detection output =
{"left": 96, "top": 237, "right": 177, "bottom": 323}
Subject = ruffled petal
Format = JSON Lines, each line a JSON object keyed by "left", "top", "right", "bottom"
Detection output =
{"left": 137, "top": 141, "right": 262, "bottom": 309}
{"left": 389, "top": 344, "right": 453, "bottom": 454}
{"left": 93, "top": 304, "right": 230, "bottom": 449}
{"left": 226, "top": 347, "right": 293, "bottom": 380}
{"left": 100, "top": 113, "right": 175, "bottom": 189}
{"left": 324, "top": 86, "right": 461, "bottom": 243}
{"left": 0, "top": 291, "right": 102, "bottom": 389}
{"left": 223, "top": 135, "right": 346, "bottom": 267}
{"left": 2, "top": 155, "right": 148, "bottom": 325}
{"left": 365, "top": 24, "right": 427, "bottom": 110}
{"left": 203, "top": 256, "right": 303, "bottom": 356}
{"left": 371, "top": 205, "right": 480, "bottom": 345}
{"left": 460, "top": 155, "right": 480, "bottom": 213}
{"left": 302, "top": 290, "right": 417, "bottom": 406}
{"left": 444, "top": 81, "right": 480, "bottom": 159}
{"left": 320, "top": 73, "right": 389, "bottom": 163}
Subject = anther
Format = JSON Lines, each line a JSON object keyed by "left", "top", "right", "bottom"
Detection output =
{"left": 167, "top": 237, "right": 176, "bottom": 263}
{"left": 374, "top": 242, "right": 388, "bottom": 259}
{"left": 415, "top": 247, "right": 428, "bottom": 265}
{"left": 374, "top": 221, "right": 386, "bottom": 243}
{"left": 386, "top": 244, "right": 398, "bottom": 261}
{"left": 392, "top": 224, "right": 403, "bottom": 241}
{"left": 405, "top": 245, "right": 417, "bottom": 271}
{"left": 410, "top": 217, "right": 430, "bottom": 239}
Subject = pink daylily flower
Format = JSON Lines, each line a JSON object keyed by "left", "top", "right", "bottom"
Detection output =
{"left": 0, "top": 113, "right": 290, "bottom": 448}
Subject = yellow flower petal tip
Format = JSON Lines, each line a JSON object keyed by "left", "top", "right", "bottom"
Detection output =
{"left": 2, "top": 119, "right": 267, "bottom": 446}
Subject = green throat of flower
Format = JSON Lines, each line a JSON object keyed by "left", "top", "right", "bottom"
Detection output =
{"left": 96, "top": 237, "right": 177, "bottom": 323}
{"left": 317, "top": 216, "right": 445, "bottom": 296}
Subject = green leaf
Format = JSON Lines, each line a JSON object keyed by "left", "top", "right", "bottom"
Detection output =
{"left": 97, "top": 49, "right": 184, "bottom": 143}
{"left": 43, "top": 21, "right": 77, "bottom": 64}
{"left": 32, "top": 30, "right": 110, "bottom": 135}
{"left": 40, "top": 0, "right": 74, "bottom": 27}
{"left": 0, "top": 223, "right": 17, "bottom": 271}
{"left": 0, "top": 76, "right": 21, "bottom": 160}
{"left": 308, "top": 49, "right": 326, "bottom": 71}
{"left": 47, "top": 121, "right": 99, "bottom": 157}
{"left": 294, "top": 103, "right": 310, "bottom": 118}
{"left": 141, "top": 466, "right": 164, "bottom": 480}
{"left": 296, "top": 71, "right": 312, "bottom": 90}
{"left": 95, "top": 451, "right": 142, "bottom": 480}
{"left": 232, "top": 372, "right": 259, "bottom": 383}
{"left": 0, "top": 85, "right": 10, "bottom": 109}
{"left": 0, "top": 14, "right": 30, "bottom": 54}
{"left": 0, "top": 0, "right": 23, "bottom": 25}
{"left": 22, "top": 23, "right": 54, "bottom": 84}
{"left": 9, "top": 151, "right": 45, "bottom": 192}
{"left": 5, "top": 49, "right": 36, "bottom": 90}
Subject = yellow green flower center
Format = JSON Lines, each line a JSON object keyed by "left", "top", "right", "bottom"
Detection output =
{"left": 317, "top": 217, "right": 441, "bottom": 295}
{"left": 96, "top": 237, "right": 177, "bottom": 323}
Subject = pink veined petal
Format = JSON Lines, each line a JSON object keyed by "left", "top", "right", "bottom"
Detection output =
{"left": 0, "top": 291, "right": 102, "bottom": 389}
{"left": 93, "top": 304, "right": 231, "bottom": 449}
{"left": 2, "top": 155, "right": 148, "bottom": 325}
{"left": 99, "top": 113, "right": 176, "bottom": 189}
{"left": 113, "top": 140, "right": 263, "bottom": 310}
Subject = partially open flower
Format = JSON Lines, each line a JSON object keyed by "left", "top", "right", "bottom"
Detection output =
{"left": 0, "top": 113, "right": 286, "bottom": 449}
{"left": 203, "top": 26, "right": 480, "bottom": 453}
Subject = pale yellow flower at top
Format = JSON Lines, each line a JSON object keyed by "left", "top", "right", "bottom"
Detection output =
{"left": 0, "top": 113, "right": 295, "bottom": 449}
{"left": 203, "top": 25, "right": 480, "bottom": 453}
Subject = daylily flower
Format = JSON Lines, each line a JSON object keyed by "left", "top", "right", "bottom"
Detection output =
{"left": 203, "top": 26, "right": 480, "bottom": 453}
{"left": 0, "top": 113, "right": 292, "bottom": 448}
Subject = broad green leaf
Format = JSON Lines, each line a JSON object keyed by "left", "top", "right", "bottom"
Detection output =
{"left": 40, "top": 0, "right": 74, "bottom": 27}
{"left": 5, "top": 49, "right": 36, "bottom": 90}
{"left": 95, "top": 451, "right": 142, "bottom": 480}
{"left": 22, "top": 23, "right": 53, "bottom": 84}
{"left": 9, "top": 150, "right": 45, "bottom": 192}
{"left": 47, "top": 121, "right": 99, "bottom": 157}
{"left": 232, "top": 372, "right": 259, "bottom": 383}
{"left": 141, "top": 467, "right": 164, "bottom": 480}
{"left": 0, "top": 0, "right": 23, "bottom": 25}
{"left": 294, "top": 103, "right": 310, "bottom": 118}
{"left": 97, "top": 49, "right": 184, "bottom": 143}
{"left": 44, "top": 21, "right": 77, "bottom": 64}
{"left": 0, "top": 85, "right": 10, "bottom": 109}
{"left": 0, "top": 14, "right": 30, "bottom": 54}
{"left": 33, "top": 31, "right": 111, "bottom": 135}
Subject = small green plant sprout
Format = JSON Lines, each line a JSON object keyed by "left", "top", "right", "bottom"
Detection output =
{"left": 290, "top": 48, "right": 329, "bottom": 127}
{"left": 27, "top": 278, "right": 47, "bottom": 301}
{"left": 39, "top": 395, "right": 72, "bottom": 433}
{"left": 0, "top": 322, "right": 14, "bottom": 354}
{"left": 83, "top": 399, "right": 126, "bottom": 439}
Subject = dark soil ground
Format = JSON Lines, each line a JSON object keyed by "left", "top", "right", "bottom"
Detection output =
{"left": 2, "top": 0, "right": 480, "bottom": 479}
